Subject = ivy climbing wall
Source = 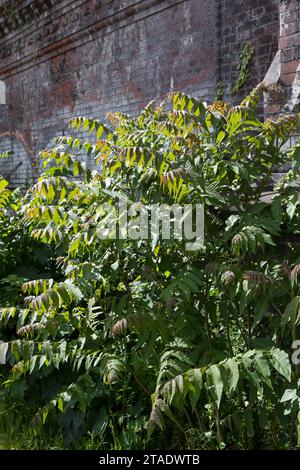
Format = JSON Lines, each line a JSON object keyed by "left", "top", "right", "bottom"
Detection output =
{"left": 0, "top": 0, "right": 298, "bottom": 187}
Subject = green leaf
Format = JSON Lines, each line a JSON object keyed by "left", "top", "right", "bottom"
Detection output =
{"left": 224, "top": 358, "right": 239, "bottom": 393}
{"left": 252, "top": 297, "right": 268, "bottom": 330}
{"left": 0, "top": 179, "right": 9, "bottom": 192}
{"left": 56, "top": 284, "right": 70, "bottom": 305}
{"left": 287, "top": 200, "right": 298, "bottom": 220}
{"left": 270, "top": 348, "right": 291, "bottom": 382}
{"left": 57, "top": 397, "right": 64, "bottom": 412}
{"left": 185, "top": 368, "right": 202, "bottom": 410}
{"left": 40, "top": 292, "right": 50, "bottom": 311}
{"left": 206, "top": 364, "right": 223, "bottom": 409}
{"left": 42, "top": 409, "right": 49, "bottom": 424}
{"left": 30, "top": 355, "right": 38, "bottom": 374}
{"left": 92, "top": 407, "right": 108, "bottom": 438}
{"left": 253, "top": 353, "right": 272, "bottom": 388}
{"left": 69, "top": 237, "right": 81, "bottom": 254}
{"left": 280, "top": 388, "right": 298, "bottom": 403}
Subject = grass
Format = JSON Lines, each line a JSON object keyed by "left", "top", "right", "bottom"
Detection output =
{"left": 0, "top": 396, "right": 64, "bottom": 450}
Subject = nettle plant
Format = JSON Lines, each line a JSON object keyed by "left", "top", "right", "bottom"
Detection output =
{"left": 1, "top": 84, "right": 300, "bottom": 449}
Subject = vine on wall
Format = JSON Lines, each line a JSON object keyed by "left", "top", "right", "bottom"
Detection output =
{"left": 232, "top": 43, "right": 255, "bottom": 95}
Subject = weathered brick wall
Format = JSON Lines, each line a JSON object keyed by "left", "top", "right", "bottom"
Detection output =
{"left": 0, "top": 0, "right": 298, "bottom": 187}
{"left": 279, "top": 0, "right": 300, "bottom": 114}
{"left": 279, "top": 0, "right": 300, "bottom": 149}
{"left": 219, "top": 0, "right": 279, "bottom": 101}
{"left": 263, "top": 0, "right": 299, "bottom": 153}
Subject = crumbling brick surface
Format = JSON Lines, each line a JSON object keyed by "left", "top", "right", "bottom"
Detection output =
{"left": 0, "top": 0, "right": 298, "bottom": 187}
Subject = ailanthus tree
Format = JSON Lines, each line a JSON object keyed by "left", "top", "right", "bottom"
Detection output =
{"left": 0, "top": 83, "right": 300, "bottom": 449}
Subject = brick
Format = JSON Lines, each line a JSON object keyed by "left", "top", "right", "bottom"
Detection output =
{"left": 281, "top": 47, "right": 296, "bottom": 62}
{"left": 237, "top": 29, "right": 251, "bottom": 41}
{"left": 279, "top": 35, "right": 295, "bottom": 49}
{"left": 265, "top": 22, "right": 280, "bottom": 34}
{"left": 0, "top": 0, "right": 298, "bottom": 187}
{"left": 280, "top": 21, "right": 299, "bottom": 37}
{"left": 281, "top": 73, "right": 297, "bottom": 86}
{"left": 260, "top": 34, "right": 277, "bottom": 45}
{"left": 252, "top": 7, "right": 265, "bottom": 17}
{"left": 293, "top": 32, "right": 300, "bottom": 46}
{"left": 281, "top": 60, "right": 299, "bottom": 75}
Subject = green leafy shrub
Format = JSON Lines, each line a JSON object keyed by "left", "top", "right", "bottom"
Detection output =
{"left": 1, "top": 84, "right": 300, "bottom": 449}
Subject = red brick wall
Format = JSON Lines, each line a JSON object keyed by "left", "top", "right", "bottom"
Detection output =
{"left": 0, "top": 0, "right": 297, "bottom": 187}
{"left": 263, "top": 0, "right": 299, "bottom": 119}
{"left": 0, "top": 0, "right": 220, "bottom": 185}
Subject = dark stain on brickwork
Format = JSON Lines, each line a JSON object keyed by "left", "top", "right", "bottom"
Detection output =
{"left": 0, "top": 0, "right": 299, "bottom": 187}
